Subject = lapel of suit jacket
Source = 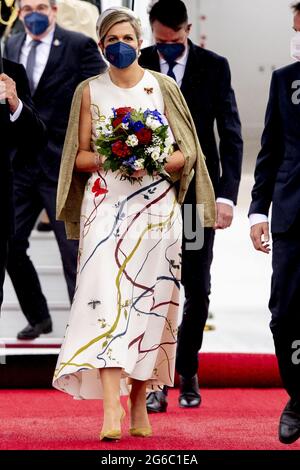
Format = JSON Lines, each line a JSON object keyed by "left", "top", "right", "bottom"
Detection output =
{"left": 10, "top": 32, "right": 26, "bottom": 63}
{"left": 142, "top": 46, "right": 161, "bottom": 72}
{"left": 180, "top": 40, "right": 205, "bottom": 94}
{"left": 34, "top": 24, "right": 66, "bottom": 96}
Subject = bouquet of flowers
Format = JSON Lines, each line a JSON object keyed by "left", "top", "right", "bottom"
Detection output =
{"left": 95, "top": 107, "right": 175, "bottom": 183}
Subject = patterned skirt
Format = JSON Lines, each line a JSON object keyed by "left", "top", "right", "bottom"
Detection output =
{"left": 53, "top": 170, "right": 182, "bottom": 398}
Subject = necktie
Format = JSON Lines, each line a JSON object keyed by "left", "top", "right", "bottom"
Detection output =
{"left": 166, "top": 60, "right": 177, "bottom": 82}
{"left": 26, "top": 39, "right": 41, "bottom": 94}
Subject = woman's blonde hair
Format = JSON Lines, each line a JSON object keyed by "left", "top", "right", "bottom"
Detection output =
{"left": 97, "top": 9, "right": 142, "bottom": 44}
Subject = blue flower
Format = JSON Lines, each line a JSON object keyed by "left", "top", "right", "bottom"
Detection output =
{"left": 133, "top": 121, "right": 144, "bottom": 132}
{"left": 122, "top": 113, "right": 131, "bottom": 124}
{"left": 143, "top": 109, "right": 164, "bottom": 125}
{"left": 123, "top": 155, "right": 137, "bottom": 170}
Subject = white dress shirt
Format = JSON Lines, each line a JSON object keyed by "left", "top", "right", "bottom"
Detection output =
{"left": 10, "top": 100, "right": 23, "bottom": 122}
{"left": 249, "top": 213, "right": 269, "bottom": 227}
{"left": 11, "top": 29, "right": 55, "bottom": 122}
{"left": 159, "top": 43, "right": 189, "bottom": 88}
{"left": 159, "top": 44, "right": 233, "bottom": 208}
{"left": 20, "top": 28, "right": 55, "bottom": 92}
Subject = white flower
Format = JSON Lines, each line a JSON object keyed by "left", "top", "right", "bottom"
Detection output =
{"left": 151, "top": 151, "right": 160, "bottom": 161}
{"left": 164, "top": 144, "right": 174, "bottom": 156}
{"left": 122, "top": 122, "right": 129, "bottom": 130}
{"left": 164, "top": 136, "right": 173, "bottom": 147}
{"left": 152, "top": 135, "right": 163, "bottom": 146}
{"left": 151, "top": 147, "right": 161, "bottom": 161}
{"left": 126, "top": 134, "right": 139, "bottom": 147}
{"left": 159, "top": 152, "right": 169, "bottom": 163}
{"left": 103, "top": 125, "right": 113, "bottom": 137}
{"left": 145, "top": 146, "right": 155, "bottom": 155}
{"left": 103, "top": 130, "right": 112, "bottom": 137}
{"left": 100, "top": 118, "right": 110, "bottom": 126}
{"left": 134, "top": 158, "right": 145, "bottom": 170}
{"left": 146, "top": 116, "right": 161, "bottom": 130}
{"left": 99, "top": 121, "right": 113, "bottom": 137}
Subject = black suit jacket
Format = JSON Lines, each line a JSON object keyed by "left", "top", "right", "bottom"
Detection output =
{"left": 139, "top": 40, "right": 243, "bottom": 204}
{"left": 4, "top": 24, "right": 107, "bottom": 181}
{"left": 1, "top": 58, "right": 46, "bottom": 238}
{"left": 249, "top": 63, "right": 300, "bottom": 233}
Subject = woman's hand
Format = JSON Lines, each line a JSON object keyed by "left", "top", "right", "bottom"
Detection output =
{"left": 76, "top": 85, "right": 102, "bottom": 173}
{"left": 75, "top": 151, "right": 103, "bottom": 173}
{"left": 164, "top": 150, "right": 185, "bottom": 174}
{"left": 131, "top": 169, "right": 147, "bottom": 178}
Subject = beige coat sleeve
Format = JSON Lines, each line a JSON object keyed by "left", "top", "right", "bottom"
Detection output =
{"left": 56, "top": 77, "right": 94, "bottom": 222}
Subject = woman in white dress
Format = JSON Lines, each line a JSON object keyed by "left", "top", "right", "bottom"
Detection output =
{"left": 53, "top": 7, "right": 185, "bottom": 441}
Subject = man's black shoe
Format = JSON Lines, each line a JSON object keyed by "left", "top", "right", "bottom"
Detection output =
{"left": 179, "top": 374, "right": 201, "bottom": 408}
{"left": 279, "top": 398, "right": 300, "bottom": 444}
{"left": 146, "top": 387, "right": 168, "bottom": 413}
{"left": 17, "top": 318, "right": 53, "bottom": 340}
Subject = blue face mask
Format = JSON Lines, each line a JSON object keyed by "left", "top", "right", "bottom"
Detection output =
{"left": 156, "top": 43, "right": 185, "bottom": 62}
{"left": 105, "top": 42, "right": 137, "bottom": 69}
{"left": 24, "top": 12, "right": 49, "bottom": 36}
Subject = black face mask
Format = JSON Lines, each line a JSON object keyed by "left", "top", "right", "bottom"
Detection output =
{"left": 156, "top": 43, "right": 185, "bottom": 62}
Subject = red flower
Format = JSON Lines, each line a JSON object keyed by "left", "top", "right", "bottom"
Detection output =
{"left": 115, "top": 107, "right": 134, "bottom": 117}
{"left": 112, "top": 107, "right": 133, "bottom": 130}
{"left": 136, "top": 128, "right": 153, "bottom": 145}
{"left": 112, "top": 140, "right": 131, "bottom": 158}
{"left": 92, "top": 178, "right": 108, "bottom": 197}
{"left": 112, "top": 116, "right": 124, "bottom": 128}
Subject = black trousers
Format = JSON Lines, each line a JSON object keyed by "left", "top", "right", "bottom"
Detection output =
{"left": 269, "top": 220, "right": 300, "bottom": 399}
{"left": 6, "top": 165, "right": 78, "bottom": 326}
{"left": 176, "top": 179, "right": 215, "bottom": 378}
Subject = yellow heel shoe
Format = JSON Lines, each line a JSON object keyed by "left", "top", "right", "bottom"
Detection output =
{"left": 99, "top": 408, "right": 126, "bottom": 441}
{"left": 127, "top": 398, "right": 152, "bottom": 437}
{"left": 129, "top": 426, "right": 152, "bottom": 437}
{"left": 100, "top": 429, "right": 122, "bottom": 441}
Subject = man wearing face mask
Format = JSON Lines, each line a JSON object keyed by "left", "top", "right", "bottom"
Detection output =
{"left": 4, "top": 0, "right": 107, "bottom": 340}
{"left": 139, "top": 0, "right": 243, "bottom": 412}
{"left": 249, "top": 2, "right": 300, "bottom": 445}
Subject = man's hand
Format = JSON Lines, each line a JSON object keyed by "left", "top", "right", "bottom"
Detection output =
{"left": 250, "top": 222, "right": 270, "bottom": 254}
{"left": 0, "top": 73, "right": 20, "bottom": 114}
{"left": 214, "top": 202, "right": 233, "bottom": 229}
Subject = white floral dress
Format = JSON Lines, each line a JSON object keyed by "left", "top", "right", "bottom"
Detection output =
{"left": 53, "top": 70, "right": 182, "bottom": 398}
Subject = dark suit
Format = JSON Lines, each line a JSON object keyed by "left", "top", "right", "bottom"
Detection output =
{"left": 249, "top": 63, "right": 300, "bottom": 399}
{"left": 4, "top": 25, "right": 107, "bottom": 327}
{"left": 140, "top": 40, "right": 243, "bottom": 378}
{"left": 0, "top": 59, "right": 46, "bottom": 308}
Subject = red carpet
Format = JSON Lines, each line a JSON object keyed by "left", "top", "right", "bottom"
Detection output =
{"left": 193, "top": 353, "right": 282, "bottom": 387}
{"left": 0, "top": 388, "right": 299, "bottom": 450}
{"left": 0, "top": 353, "right": 282, "bottom": 389}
